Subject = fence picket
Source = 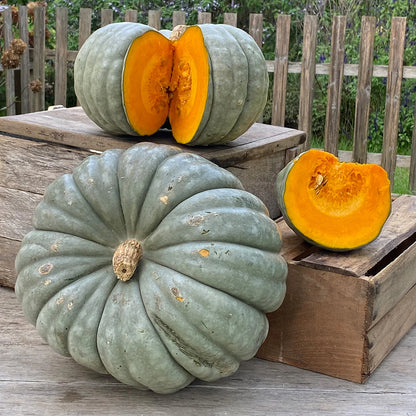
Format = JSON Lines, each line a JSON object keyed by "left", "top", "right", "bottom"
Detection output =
{"left": 198, "top": 12, "right": 211, "bottom": 24}
{"left": 31, "top": 6, "right": 46, "bottom": 112}
{"left": 3, "top": 8, "right": 15, "bottom": 116}
{"left": 54, "top": 7, "right": 68, "bottom": 107}
{"left": 324, "top": 16, "right": 346, "bottom": 156}
{"left": 224, "top": 12, "right": 237, "bottom": 26}
{"left": 410, "top": 105, "right": 416, "bottom": 193}
{"left": 18, "top": 6, "right": 30, "bottom": 114}
{"left": 249, "top": 13, "right": 263, "bottom": 48}
{"left": 381, "top": 17, "right": 407, "bottom": 188}
{"left": 148, "top": 10, "right": 161, "bottom": 29}
{"left": 101, "top": 9, "right": 113, "bottom": 26}
{"left": 272, "top": 14, "right": 291, "bottom": 126}
{"left": 353, "top": 16, "right": 376, "bottom": 164}
{"left": 172, "top": 11, "right": 186, "bottom": 27}
{"left": 125, "top": 9, "right": 137, "bottom": 23}
{"left": 298, "top": 14, "right": 317, "bottom": 150}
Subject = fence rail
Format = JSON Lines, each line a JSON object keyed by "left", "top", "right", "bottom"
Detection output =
{"left": 1, "top": 6, "right": 416, "bottom": 192}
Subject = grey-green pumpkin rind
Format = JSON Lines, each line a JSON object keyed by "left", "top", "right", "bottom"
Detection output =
{"left": 15, "top": 142, "right": 287, "bottom": 394}
{"left": 74, "top": 22, "right": 268, "bottom": 145}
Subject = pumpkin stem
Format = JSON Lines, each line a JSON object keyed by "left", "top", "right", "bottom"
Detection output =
{"left": 113, "top": 239, "right": 142, "bottom": 282}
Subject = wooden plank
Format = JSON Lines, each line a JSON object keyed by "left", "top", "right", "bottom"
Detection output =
{"left": 100, "top": 8, "right": 113, "bottom": 26}
{"left": 258, "top": 261, "right": 372, "bottom": 383}
{"left": 198, "top": 12, "right": 211, "bottom": 24}
{"left": 352, "top": 16, "right": 376, "bottom": 164}
{"left": 54, "top": 7, "right": 68, "bottom": 107}
{"left": 172, "top": 11, "right": 186, "bottom": 27}
{"left": 0, "top": 107, "right": 305, "bottom": 162}
{"left": 366, "top": 234, "right": 416, "bottom": 327}
{"left": 18, "top": 5, "right": 30, "bottom": 114}
{"left": 410, "top": 101, "right": 416, "bottom": 193}
{"left": 148, "top": 10, "right": 161, "bottom": 30}
{"left": 368, "top": 282, "right": 416, "bottom": 373}
{"left": 0, "top": 238, "right": 20, "bottom": 289}
{"left": 272, "top": 14, "right": 291, "bottom": 126}
{"left": 324, "top": 16, "right": 346, "bottom": 156}
{"left": 32, "top": 5, "right": 46, "bottom": 112}
{"left": 223, "top": 12, "right": 237, "bottom": 26}
{"left": 0, "top": 134, "right": 92, "bottom": 194}
{"left": 124, "top": 9, "right": 137, "bottom": 23}
{"left": 337, "top": 149, "right": 412, "bottom": 168}
{"left": 297, "top": 195, "right": 416, "bottom": 277}
{"left": 249, "top": 13, "right": 263, "bottom": 48}
{"left": 79, "top": 8, "right": 92, "bottom": 48}
{"left": 381, "top": 17, "right": 406, "bottom": 189}
{"left": 267, "top": 61, "right": 416, "bottom": 79}
{"left": 298, "top": 14, "right": 317, "bottom": 150}
{"left": 2, "top": 7, "right": 16, "bottom": 116}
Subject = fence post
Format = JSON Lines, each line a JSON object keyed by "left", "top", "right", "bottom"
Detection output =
{"left": 298, "top": 14, "right": 318, "bottom": 150}
{"left": 101, "top": 9, "right": 113, "bottom": 26}
{"left": 32, "top": 5, "right": 46, "bottom": 112}
{"left": 125, "top": 9, "right": 137, "bottom": 22}
{"left": 352, "top": 16, "right": 376, "bottom": 164}
{"left": 272, "top": 14, "right": 291, "bottom": 126}
{"left": 198, "top": 12, "right": 211, "bottom": 24}
{"left": 172, "top": 11, "right": 186, "bottom": 27}
{"left": 148, "top": 10, "right": 161, "bottom": 29}
{"left": 18, "top": 6, "right": 30, "bottom": 114}
{"left": 410, "top": 104, "right": 416, "bottom": 194}
{"left": 2, "top": 7, "right": 16, "bottom": 116}
{"left": 78, "top": 8, "right": 92, "bottom": 49}
{"left": 54, "top": 7, "right": 68, "bottom": 107}
{"left": 381, "top": 17, "right": 407, "bottom": 189}
{"left": 324, "top": 15, "right": 346, "bottom": 156}
{"left": 249, "top": 13, "right": 263, "bottom": 47}
{"left": 224, "top": 12, "right": 237, "bottom": 26}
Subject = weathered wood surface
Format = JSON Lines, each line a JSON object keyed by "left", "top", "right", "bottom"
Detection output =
{"left": 0, "top": 107, "right": 305, "bottom": 162}
{"left": 258, "top": 195, "right": 416, "bottom": 383}
{"left": 1, "top": 286, "right": 415, "bottom": 415}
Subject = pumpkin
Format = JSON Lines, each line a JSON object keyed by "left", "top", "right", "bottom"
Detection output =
{"left": 275, "top": 149, "right": 391, "bottom": 251}
{"left": 74, "top": 22, "right": 268, "bottom": 146}
{"left": 15, "top": 142, "right": 287, "bottom": 394}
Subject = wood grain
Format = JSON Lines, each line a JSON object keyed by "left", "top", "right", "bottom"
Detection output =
{"left": 298, "top": 14, "right": 317, "bottom": 150}
{"left": 1, "top": 286, "right": 415, "bottom": 415}
{"left": 223, "top": 12, "right": 237, "bottom": 27}
{"left": 54, "top": 7, "right": 68, "bottom": 107}
{"left": 381, "top": 17, "right": 406, "bottom": 189}
{"left": 32, "top": 5, "right": 46, "bottom": 112}
{"left": 172, "top": 11, "right": 186, "bottom": 27}
{"left": 3, "top": 7, "right": 16, "bottom": 116}
{"left": 18, "top": 5, "right": 30, "bottom": 114}
{"left": 100, "top": 8, "right": 113, "bottom": 27}
{"left": 272, "top": 14, "right": 291, "bottom": 127}
{"left": 352, "top": 16, "right": 376, "bottom": 164}
{"left": 324, "top": 16, "right": 346, "bottom": 156}
{"left": 148, "top": 10, "right": 161, "bottom": 30}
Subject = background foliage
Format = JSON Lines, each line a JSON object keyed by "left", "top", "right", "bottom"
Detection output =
{"left": 1, "top": 0, "right": 416, "bottom": 154}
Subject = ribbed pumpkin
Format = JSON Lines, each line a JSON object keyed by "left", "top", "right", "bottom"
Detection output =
{"left": 275, "top": 149, "right": 391, "bottom": 251}
{"left": 74, "top": 22, "right": 268, "bottom": 146}
{"left": 15, "top": 142, "right": 287, "bottom": 394}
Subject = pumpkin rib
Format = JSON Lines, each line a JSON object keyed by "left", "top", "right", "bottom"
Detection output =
{"left": 218, "top": 25, "right": 268, "bottom": 141}
{"left": 35, "top": 266, "right": 116, "bottom": 356}
{"left": 187, "top": 25, "right": 249, "bottom": 145}
{"left": 143, "top": 242, "right": 286, "bottom": 314}
{"left": 98, "top": 276, "right": 195, "bottom": 393}
{"left": 67, "top": 270, "right": 117, "bottom": 374}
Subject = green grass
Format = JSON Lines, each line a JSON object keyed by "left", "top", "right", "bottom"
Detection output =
{"left": 393, "top": 167, "right": 413, "bottom": 195}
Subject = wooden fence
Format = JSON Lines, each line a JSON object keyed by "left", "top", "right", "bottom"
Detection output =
{"left": 1, "top": 6, "right": 416, "bottom": 191}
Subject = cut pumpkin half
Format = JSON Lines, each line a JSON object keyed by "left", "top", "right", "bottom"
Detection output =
{"left": 275, "top": 149, "right": 391, "bottom": 251}
{"left": 74, "top": 22, "right": 268, "bottom": 146}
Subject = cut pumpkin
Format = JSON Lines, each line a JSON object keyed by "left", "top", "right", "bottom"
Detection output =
{"left": 74, "top": 23, "right": 268, "bottom": 146}
{"left": 275, "top": 149, "right": 391, "bottom": 251}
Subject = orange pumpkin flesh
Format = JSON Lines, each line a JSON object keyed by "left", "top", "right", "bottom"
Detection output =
{"left": 280, "top": 149, "right": 391, "bottom": 250}
{"left": 122, "top": 27, "right": 209, "bottom": 142}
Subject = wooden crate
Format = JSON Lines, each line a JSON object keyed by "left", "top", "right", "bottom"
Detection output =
{"left": 0, "top": 107, "right": 305, "bottom": 288}
{"left": 257, "top": 194, "right": 416, "bottom": 383}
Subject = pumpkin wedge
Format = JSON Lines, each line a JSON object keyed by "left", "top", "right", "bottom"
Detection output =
{"left": 275, "top": 149, "right": 391, "bottom": 251}
{"left": 74, "top": 22, "right": 268, "bottom": 146}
